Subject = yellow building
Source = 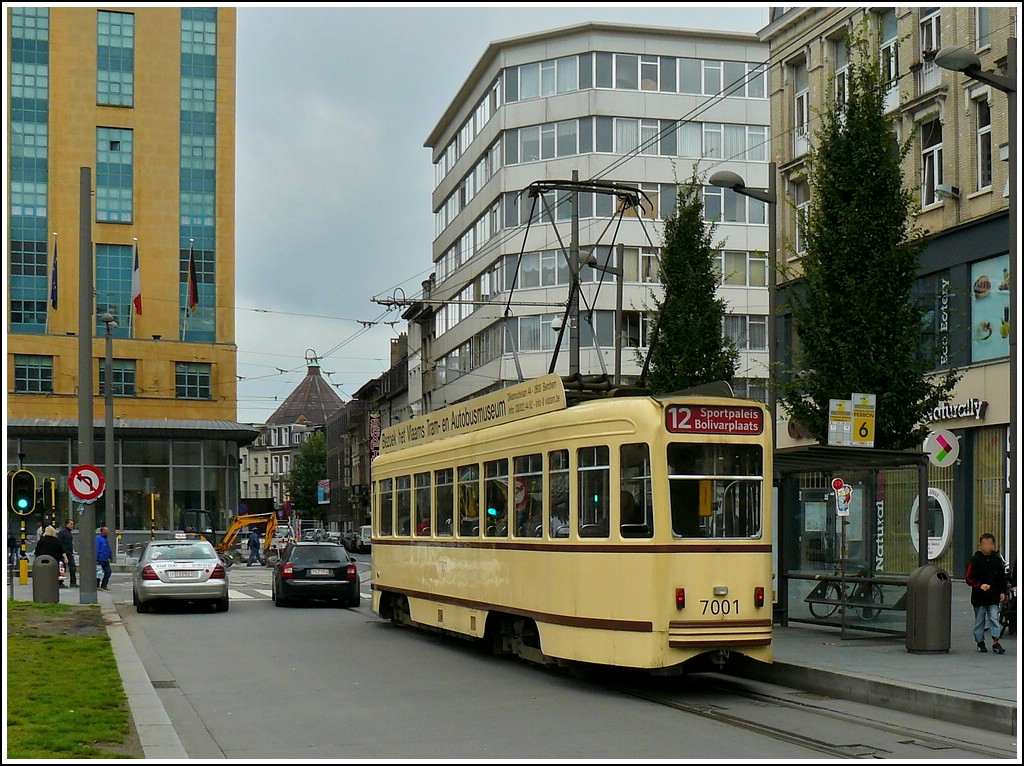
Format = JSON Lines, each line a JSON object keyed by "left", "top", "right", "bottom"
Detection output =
{"left": 6, "top": 7, "right": 253, "bottom": 540}
{"left": 758, "top": 8, "right": 1014, "bottom": 580}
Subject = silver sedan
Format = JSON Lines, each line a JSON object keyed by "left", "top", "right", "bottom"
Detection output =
{"left": 132, "top": 538, "right": 229, "bottom": 613}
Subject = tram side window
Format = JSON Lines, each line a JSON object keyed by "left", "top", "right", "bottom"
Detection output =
{"left": 484, "top": 459, "right": 509, "bottom": 537}
{"left": 395, "top": 476, "right": 412, "bottom": 536}
{"left": 379, "top": 478, "right": 394, "bottom": 536}
{"left": 620, "top": 443, "right": 653, "bottom": 538}
{"left": 548, "top": 449, "right": 570, "bottom": 537}
{"left": 458, "top": 464, "right": 481, "bottom": 536}
{"left": 414, "top": 472, "right": 431, "bottom": 536}
{"left": 667, "top": 444, "right": 763, "bottom": 539}
{"left": 435, "top": 469, "right": 454, "bottom": 537}
{"left": 578, "top": 445, "right": 610, "bottom": 538}
{"left": 513, "top": 454, "right": 543, "bottom": 537}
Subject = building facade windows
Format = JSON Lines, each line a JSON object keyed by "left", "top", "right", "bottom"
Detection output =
{"left": 99, "top": 359, "right": 137, "bottom": 397}
{"left": 9, "top": 8, "right": 51, "bottom": 336}
{"left": 920, "top": 118, "right": 943, "bottom": 207}
{"left": 724, "top": 314, "right": 768, "bottom": 351}
{"left": 97, "top": 11, "right": 134, "bottom": 107}
{"left": 792, "top": 59, "right": 809, "bottom": 156}
{"left": 976, "top": 8, "right": 991, "bottom": 50}
{"left": 717, "top": 250, "right": 768, "bottom": 287}
{"left": 96, "top": 127, "right": 134, "bottom": 222}
{"left": 793, "top": 179, "right": 810, "bottom": 255}
{"left": 834, "top": 37, "right": 849, "bottom": 111}
{"left": 175, "top": 362, "right": 212, "bottom": 400}
{"left": 95, "top": 243, "right": 133, "bottom": 337}
{"left": 14, "top": 354, "right": 53, "bottom": 393}
{"left": 179, "top": 8, "right": 217, "bottom": 343}
{"left": 878, "top": 9, "right": 899, "bottom": 112}
{"left": 977, "top": 99, "right": 992, "bottom": 190}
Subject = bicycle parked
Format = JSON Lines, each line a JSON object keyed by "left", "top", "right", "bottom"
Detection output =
{"left": 806, "top": 565, "right": 885, "bottom": 621}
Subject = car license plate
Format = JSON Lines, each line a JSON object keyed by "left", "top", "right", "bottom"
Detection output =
{"left": 311, "top": 568, "right": 331, "bottom": 577}
{"left": 169, "top": 570, "right": 198, "bottom": 579}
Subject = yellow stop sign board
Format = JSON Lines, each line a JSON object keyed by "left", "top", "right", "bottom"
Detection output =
{"left": 852, "top": 393, "right": 876, "bottom": 448}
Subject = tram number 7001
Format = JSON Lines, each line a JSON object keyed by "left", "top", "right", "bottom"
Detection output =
{"left": 701, "top": 598, "right": 740, "bottom": 615}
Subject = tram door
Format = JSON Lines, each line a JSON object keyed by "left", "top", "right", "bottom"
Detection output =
{"left": 798, "top": 490, "right": 837, "bottom": 571}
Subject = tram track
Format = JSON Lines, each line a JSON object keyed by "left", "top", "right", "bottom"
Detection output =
{"left": 597, "top": 672, "right": 1017, "bottom": 760}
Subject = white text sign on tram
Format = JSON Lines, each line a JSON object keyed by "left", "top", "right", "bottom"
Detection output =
{"left": 665, "top": 404, "right": 764, "bottom": 435}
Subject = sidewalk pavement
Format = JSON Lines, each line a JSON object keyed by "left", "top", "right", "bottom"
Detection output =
{"left": 7, "top": 567, "right": 1019, "bottom": 748}
{"left": 6, "top": 571, "right": 187, "bottom": 759}
{"left": 729, "top": 581, "right": 1018, "bottom": 735}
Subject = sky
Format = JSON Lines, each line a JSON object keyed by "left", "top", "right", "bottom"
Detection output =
{"left": 234, "top": 4, "right": 768, "bottom": 423}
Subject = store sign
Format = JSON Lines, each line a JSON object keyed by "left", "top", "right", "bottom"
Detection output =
{"left": 970, "top": 255, "right": 1010, "bottom": 363}
{"left": 874, "top": 501, "right": 885, "bottom": 571}
{"left": 938, "top": 277, "right": 951, "bottom": 365}
{"left": 665, "top": 404, "right": 763, "bottom": 435}
{"left": 368, "top": 412, "right": 382, "bottom": 461}
{"left": 924, "top": 398, "right": 988, "bottom": 423}
{"left": 909, "top": 487, "right": 953, "bottom": 560}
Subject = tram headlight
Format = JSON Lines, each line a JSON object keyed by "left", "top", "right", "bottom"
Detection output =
{"left": 754, "top": 586, "right": 765, "bottom": 608}
{"left": 675, "top": 587, "right": 685, "bottom": 610}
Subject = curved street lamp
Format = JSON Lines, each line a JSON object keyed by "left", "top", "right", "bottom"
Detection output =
{"left": 708, "top": 163, "right": 778, "bottom": 455}
{"left": 935, "top": 38, "right": 1017, "bottom": 561}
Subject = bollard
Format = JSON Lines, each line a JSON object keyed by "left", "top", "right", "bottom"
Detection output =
{"left": 32, "top": 554, "right": 61, "bottom": 603}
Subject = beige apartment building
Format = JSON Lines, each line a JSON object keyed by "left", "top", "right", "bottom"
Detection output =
{"left": 759, "top": 8, "right": 1014, "bottom": 582}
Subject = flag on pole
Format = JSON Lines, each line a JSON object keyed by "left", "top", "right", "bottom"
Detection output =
{"left": 185, "top": 242, "right": 199, "bottom": 315}
{"left": 50, "top": 237, "right": 58, "bottom": 310}
{"left": 131, "top": 241, "right": 143, "bottom": 315}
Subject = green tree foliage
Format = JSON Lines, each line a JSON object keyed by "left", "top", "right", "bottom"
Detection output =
{"left": 778, "top": 30, "right": 959, "bottom": 449}
{"left": 285, "top": 431, "right": 327, "bottom": 517}
{"left": 645, "top": 178, "right": 739, "bottom": 394}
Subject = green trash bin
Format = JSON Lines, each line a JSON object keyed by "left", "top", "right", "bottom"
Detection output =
{"left": 32, "top": 554, "right": 61, "bottom": 603}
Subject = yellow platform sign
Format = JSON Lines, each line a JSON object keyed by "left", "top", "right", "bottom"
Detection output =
{"left": 379, "top": 374, "right": 567, "bottom": 455}
{"left": 852, "top": 393, "right": 876, "bottom": 448}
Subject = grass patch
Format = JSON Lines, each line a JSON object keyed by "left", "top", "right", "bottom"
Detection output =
{"left": 6, "top": 601, "right": 140, "bottom": 758}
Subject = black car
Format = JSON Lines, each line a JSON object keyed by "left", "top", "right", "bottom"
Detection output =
{"left": 271, "top": 542, "right": 360, "bottom": 608}
{"left": 341, "top": 531, "right": 358, "bottom": 552}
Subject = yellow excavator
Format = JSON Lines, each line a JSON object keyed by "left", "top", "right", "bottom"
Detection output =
{"left": 215, "top": 512, "right": 279, "bottom": 567}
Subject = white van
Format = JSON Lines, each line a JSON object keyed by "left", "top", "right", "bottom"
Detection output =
{"left": 357, "top": 524, "right": 372, "bottom": 553}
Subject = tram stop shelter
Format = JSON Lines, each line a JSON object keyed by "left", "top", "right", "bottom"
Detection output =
{"left": 773, "top": 445, "right": 931, "bottom": 636}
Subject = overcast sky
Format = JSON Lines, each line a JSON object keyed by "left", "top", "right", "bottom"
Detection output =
{"left": 234, "top": 4, "right": 767, "bottom": 422}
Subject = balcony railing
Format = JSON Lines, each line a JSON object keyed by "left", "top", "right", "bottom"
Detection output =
{"left": 916, "top": 59, "right": 942, "bottom": 95}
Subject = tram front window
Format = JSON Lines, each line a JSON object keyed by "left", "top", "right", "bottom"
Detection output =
{"left": 667, "top": 444, "right": 763, "bottom": 539}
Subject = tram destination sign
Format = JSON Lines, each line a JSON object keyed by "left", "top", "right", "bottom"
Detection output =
{"left": 665, "top": 404, "right": 764, "bottom": 435}
{"left": 379, "top": 374, "right": 568, "bottom": 455}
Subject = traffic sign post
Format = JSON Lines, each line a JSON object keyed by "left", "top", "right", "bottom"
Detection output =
{"left": 68, "top": 464, "right": 105, "bottom": 504}
{"left": 851, "top": 393, "right": 876, "bottom": 448}
{"left": 828, "top": 400, "right": 852, "bottom": 446}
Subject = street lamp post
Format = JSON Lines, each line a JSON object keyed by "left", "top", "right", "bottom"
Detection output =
{"left": 709, "top": 163, "right": 778, "bottom": 449}
{"left": 101, "top": 312, "right": 118, "bottom": 561}
{"left": 935, "top": 38, "right": 1016, "bottom": 562}
{"left": 709, "top": 161, "right": 779, "bottom": 617}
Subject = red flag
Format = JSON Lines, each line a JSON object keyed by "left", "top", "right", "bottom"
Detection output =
{"left": 186, "top": 243, "right": 199, "bottom": 314}
{"left": 131, "top": 242, "right": 142, "bottom": 315}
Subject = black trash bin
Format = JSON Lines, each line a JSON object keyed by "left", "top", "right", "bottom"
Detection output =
{"left": 906, "top": 564, "right": 951, "bottom": 653}
{"left": 32, "top": 554, "right": 61, "bottom": 603}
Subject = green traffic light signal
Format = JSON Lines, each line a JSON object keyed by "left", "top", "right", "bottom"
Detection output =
{"left": 8, "top": 469, "right": 37, "bottom": 516}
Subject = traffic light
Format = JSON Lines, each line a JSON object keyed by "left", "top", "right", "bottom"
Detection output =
{"left": 8, "top": 469, "right": 37, "bottom": 516}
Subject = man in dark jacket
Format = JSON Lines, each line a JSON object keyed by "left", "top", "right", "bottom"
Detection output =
{"left": 57, "top": 519, "right": 78, "bottom": 587}
{"left": 966, "top": 533, "right": 1009, "bottom": 654}
{"left": 246, "top": 528, "right": 264, "bottom": 567}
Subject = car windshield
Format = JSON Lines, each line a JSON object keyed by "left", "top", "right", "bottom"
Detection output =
{"left": 288, "top": 546, "right": 345, "bottom": 565}
{"left": 149, "top": 544, "right": 217, "bottom": 561}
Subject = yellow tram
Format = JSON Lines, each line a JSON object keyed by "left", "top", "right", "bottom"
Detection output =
{"left": 370, "top": 374, "right": 772, "bottom": 671}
